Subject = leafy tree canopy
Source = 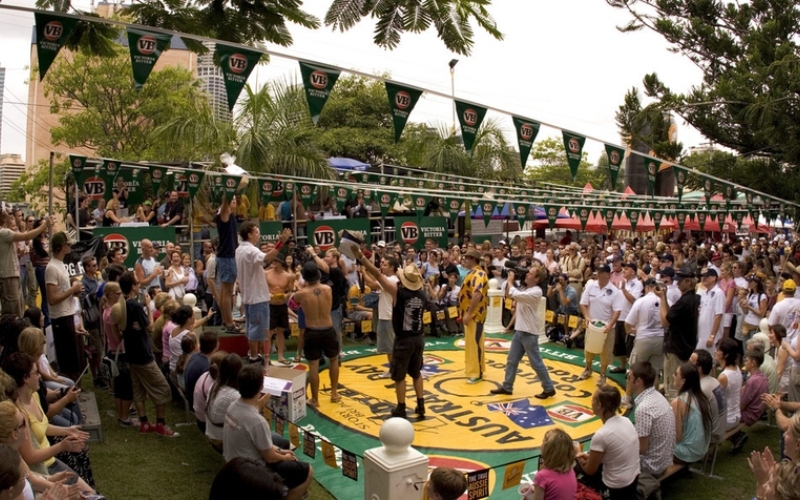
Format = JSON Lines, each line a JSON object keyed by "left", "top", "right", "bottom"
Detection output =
{"left": 36, "top": 0, "right": 502, "bottom": 56}
{"left": 606, "top": 0, "right": 800, "bottom": 203}
{"left": 524, "top": 137, "right": 611, "bottom": 189}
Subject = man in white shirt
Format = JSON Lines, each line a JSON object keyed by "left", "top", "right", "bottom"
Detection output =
{"left": 489, "top": 267, "right": 555, "bottom": 399}
{"left": 234, "top": 221, "right": 291, "bottom": 364}
{"left": 134, "top": 239, "right": 164, "bottom": 291}
{"left": 697, "top": 268, "right": 725, "bottom": 355}
{"left": 623, "top": 279, "right": 664, "bottom": 408}
{"left": 375, "top": 256, "right": 401, "bottom": 378}
{"left": 611, "top": 262, "right": 643, "bottom": 374}
{"left": 491, "top": 247, "right": 507, "bottom": 279}
{"left": 579, "top": 264, "right": 622, "bottom": 385}
{"left": 659, "top": 267, "right": 682, "bottom": 306}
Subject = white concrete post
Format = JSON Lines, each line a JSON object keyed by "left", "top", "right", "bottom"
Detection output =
{"left": 363, "top": 417, "right": 429, "bottom": 500}
{"left": 484, "top": 278, "right": 505, "bottom": 334}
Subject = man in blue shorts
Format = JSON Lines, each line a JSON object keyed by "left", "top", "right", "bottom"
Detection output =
{"left": 234, "top": 221, "right": 292, "bottom": 365}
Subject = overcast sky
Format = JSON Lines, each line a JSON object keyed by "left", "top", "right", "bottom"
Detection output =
{"left": 0, "top": 0, "right": 708, "bottom": 163}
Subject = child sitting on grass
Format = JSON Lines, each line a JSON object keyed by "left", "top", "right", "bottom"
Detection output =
{"left": 426, "top": 467, "right": 467, "bottom": 500}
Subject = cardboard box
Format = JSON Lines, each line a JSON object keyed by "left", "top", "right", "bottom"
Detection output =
{"left": 262, "top": 367, "right": 307, "bottom": 422}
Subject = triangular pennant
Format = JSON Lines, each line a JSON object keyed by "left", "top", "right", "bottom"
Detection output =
{"left": 513, "top": 203, "right": 529, "bottom": 226}
{"left": 34, "top": 12, "right": 79, "bottom": 81}
{"left": 673, "top": 165, "right": 688, "bottom": 203}
{"left": 722, "top": 182, "right": 737, "bottom": 210}
{"left": 512, "top": 116, "right": 541, "bottom": 169}
{"left": 377, "top": 191, "right": 396, "bottom": 217}
{"left": 69, "top": 155, "right": 87, "bottom": 180}
{"left": 561, "top": 131, "right": 586, "bottom": 181}
{"left": 697, "top": 211, "right": 707, "bottom": 232}
{"left": 454, "top": 100, "right": 488, "bottom": 152}
{"left": 299, "top": 61, "right": 341, "bottom": 125}
{"left": 184, "top": 170, "right": 205, "bottom": 200}
{"left": 627, "top": 207, "right": 641, "bottom": 232}
{"left": 702, "top": 178, "right": 714, "bottom": 207}
{"left": 577, "top": 206, "right": 590, "bottom": 231}
{"left": 259, "top": 178, "right": 277, "bottom": 203}
{"left": 216, "top": 44, "right": 262, "bottom": 112}
{"left": 651, "top": 209, "right": 664, "bottom": 232}
{"left": 149, "top": 165, "right": 168, "bottom": 193}
{"left": 604, "top": 208, "right": 616, "bottom": 232}
{"left": 480, "top": 199, "right": 497, "bottom": 228}
{"left": 297, "top": 182, "right": 317, "bottom": 208}
{"left": 676, "top": 211, "right": 687, "bottom": 232}
{"left": 446, "top": 198, "right": 463, "bottom": 221}
{"left": 604, "top": 144, "right": 625, "bottom": 190}
{"left": 543, "top": 204, "right": 560, "bottom": 230}
{"left": 644, "top": 157, "right": 660, "bottom": 197}
{"left": 385, "top": 82, "right": 423, "bottom": 142}
{"left": 413, "top": 194, "right": 430, "bottom": 219}
{"left": 102, "top": 159, "right": 122, "bottom": 199}
{"left": 126, "top": 28, "right": 172, "bottom": 90}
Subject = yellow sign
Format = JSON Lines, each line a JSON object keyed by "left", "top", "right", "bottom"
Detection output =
{"left": 502, "top": 460, "right": 526, "bottom": 490}
{"left": 320, "top": 343, "right": 615, "bottom": 452}
{"left": 322, "top": 440, "right": 338, "bottom": 469}
{"left": 362, "top": 319, "right": 373, "bottom": 333}
{"left": 545, "top": 310, "right": 555, "bottom": 323}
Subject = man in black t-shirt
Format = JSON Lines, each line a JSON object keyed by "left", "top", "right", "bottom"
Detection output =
{"left": 113, "top": 272, "right": 179, "bottom": 437}
{"left": 161, "top": 190, "right": 185, "bottom": 228}
{"left": 356, "top": 248, "right": 426, "bottom": 420}
{"left": 657, "top": 265, "right": 700, "bottom": 401}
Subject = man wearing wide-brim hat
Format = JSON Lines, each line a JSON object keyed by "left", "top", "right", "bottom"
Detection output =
{"left": 354, "top": 247, "right": 427, "bottom": 419}
{"left": 458, "top": 249, "right": 489, "bottom": 384}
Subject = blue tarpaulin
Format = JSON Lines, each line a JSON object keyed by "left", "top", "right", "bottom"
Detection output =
{"left": 328, "top": 157, "right": 370, "bottom": 171}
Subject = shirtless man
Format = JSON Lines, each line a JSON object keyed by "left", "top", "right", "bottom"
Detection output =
{"left": 293, "top": 261, "right": 340, "bottom": 406}
{"left": 266, "top": 254, "right": 295, "bottom": 365}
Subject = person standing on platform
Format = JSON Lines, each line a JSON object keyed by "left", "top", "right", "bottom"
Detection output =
{"left": 579, "top": 264, "right": 622, "bottom": 385}
{"left": 490, "top": 267, "right": 556, "bottom": 399}
{"left": 215, "top": 196, "right": 239, "bottom": 334}
{"left": 355, "top": 248, "right": 426, "bottom": 419}
{"left": 458, "top": 249, "right": 489, "bottom": 384}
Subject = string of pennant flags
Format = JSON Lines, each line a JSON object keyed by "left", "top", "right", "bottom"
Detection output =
{"left": 263, "top": 404, "right": 558, "bottom": 499}
{"left": 68, "top": 153, "right": 789, "bottom": 234}
{"left": 17, "top": 3, "right": 796, "bottom": 224}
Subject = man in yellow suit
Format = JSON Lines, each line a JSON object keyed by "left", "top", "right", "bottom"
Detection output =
{"left": 458, "top": 249, "right": 489, "bottom": 383}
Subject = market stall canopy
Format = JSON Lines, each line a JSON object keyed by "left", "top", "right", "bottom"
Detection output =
{"left": 328, "top": 157, "right": 370, "bottom": 171}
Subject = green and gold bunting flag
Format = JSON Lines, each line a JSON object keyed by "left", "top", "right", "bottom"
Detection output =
{"left": 455, "top": 100, "right": 488, "bottom": 152}
{"left": 722, "top": 182, "right": 736, "bottom": 210}
{"left": 744, "top": 190, "right": 754, "bottom": 207}
{"left": 543, "top": 204, "right": 560, "bottom": 230}
{"left": 259, "top": 178, "right": 277, "bottom": 203}
{"left": 604, "top": 144, "right": 625, "bottom": 190}
{"left": 149, "top": 165, "right": 168, "bottom": 193}
{"left": 214, "top": 174, "right": 239, "bottom": 201}
{"left": 34, "top": 12, "right": 79, "bottom": 81}
{"left": 102, "top": 160, "right": 122, "bottom": 197}
{"left": 562, "top": 131, "right": 586, "bottom": 181}
{"left": 577, "top": 207, "right": 590, "bottom": 231}
{"left": 217, "top": 44, "right": 262, "bottom": 112}
{"left": 733, "top": 210, "right": 745, "bottom": 229}
{"left": 688, "top": 203, "right": 698, "bottom": 221}
{"left": 377, "top": 191, "right": 397, "bottom": 217}
{"left": 69, "top": 155, "right": 87, "bottom": 180}
{"left": 299, "top": 61, "right": 341, "bottom": 125}
{"left": 651, "top": 209, "right": 664, "bottom": 232}
{"left": 297, "top": 183, "right": 316, "bottom": 208}
{"left": 385, "top": 82, "right": 423, "bottom": 142}
{"left": 186, "top": 171, "right": 205, "bottom": 200}
{"left": 644, "top": 157, "right": 660, "bottom": 197}
{"left": 627, "top": 207, "right": 641, "bottom": 232}
{"left": 675, "top": 211, "right": 687, "bottom": 232}
{"left": 480, "top": 200, "right": 497, "bottom": 227}
{"left": 702, "top": 178, "right": 714, "bottom": 207}
{"left": 119, "top": 166, "right": 144, "bottom": 206}
{"left": 334, "top": 186, "right": 352, "bottom": 213}
{"left": 512, "top": 117, "right": 541, "bottom": 168}
{"left": 126, "top": 28, "right": 171, "bottom": 90}
{"left": 673, "top": 165, "right": 688, "bottom": 202}
{"left": 446, "top": 198, "right": 463, "bottom": 221}
{"left": 604, "top": 208, "right": 616, "bottom": 233}
{"left": 697, "top": 211, "right": 707, "bottom": 232}
{"left": 513, "top": 203, "right": 529, "bottom": 226}
{"left": 360, "top": 187, "right": 373, "bottom": 203}
{"left": 413, "top": 195, "right": 430, "bottom": 218}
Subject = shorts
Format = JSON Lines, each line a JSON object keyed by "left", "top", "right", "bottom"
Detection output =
{"left": 216, "top": 257, "right": 237, "bottom": 284}
{"left": 390, "top": 335, "right": 424, "bottom": 381}
{"left": 109, "top": 352, "right": 134, "bottom": 401}
{"left": 347, "top": 310, "right": 371, "bottom": 322}
{"left": 303, "top": 327, "right": 339, "bottom": 361}
{"left": 629, "top": 336, "right": 665, "bottom": 373}
{"left": 51, "top": 315, "right": 83, "bottom": 377}
{"left": 0, "top": 277, "right": 23, "bottom": 316}
{"left": 86, "top": 327, "right": 104, "bottom": 359}
{"left": 267, "top": 459, "right": 311, "bottom": 490}
{"left": 376, "top": 319, "right": 395, "bottom": 354}
{"left": 129, "top": 361, "right": 171, "bottom": 405}
{"left": 245, "top": 302, "right": 270, "bottom": 341}
{"left": 269, "top": 304, "right": 290, "bottom": 335}
{"left": 613, "top": 321, "right": 629, "bottom": 357}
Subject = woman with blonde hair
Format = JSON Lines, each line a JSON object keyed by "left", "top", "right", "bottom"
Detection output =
{"left": 102, "top": 197, "right": 129, "bottom": 227}
{"left": 17, "top": 327, "right": 73, "bottom": 393}
{"left": 533, "top": 428, "right": 577, "bottom": 499}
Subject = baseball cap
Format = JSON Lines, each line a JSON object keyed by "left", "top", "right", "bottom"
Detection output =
{"left": 701, "top": 268, "right": 718, "bottom": 278}
{"left": 143, "top": 200, "right": 152, "bottom": 206}
{"left": 622, "top": 262, "right": 637, "bottom": 273}
{"left": 711, "top": 251, "right": 722, "bottom": 261}
{"left": 783, "top": 279, "right": 796, "bottom": 292}
{"left": 377, "top": 240, "right": 386, "bottom": 248}
{"left": 660, "top": 267, "right": 675, "bottom": 278}
{"left": 675, "top": 265, "right": 695, "bottom": 279}
{"left": 597, "top": 264, "right": 611, "bottom": 273}
{"left": 660, "top": 253, "right": 674, "bottom": 262}
{"left": 50, "top": 231, "right": 74, "bottom": 248}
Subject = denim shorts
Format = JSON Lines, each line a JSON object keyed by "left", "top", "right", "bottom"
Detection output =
{"left": 245, "top": 302, "right": 270, "bottom": 341}
{"left": 216, "top": 257, "right": 237, "bottom": 284}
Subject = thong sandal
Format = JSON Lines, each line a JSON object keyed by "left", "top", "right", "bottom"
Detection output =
{"left": 292, "top": 355, "right": 302, "bottom": 363}
{"left": 330, "top": 395, "right": 342, "bottom": 403}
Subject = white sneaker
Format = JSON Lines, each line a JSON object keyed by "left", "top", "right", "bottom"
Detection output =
{"left": 378, "top": 371, "right": 392, "bottom": 379}
{"left": 597, "top": 374, "right": 607, "bottom": 386}
{"left": 621, "top": 395, "right": 633, "bottom": 410}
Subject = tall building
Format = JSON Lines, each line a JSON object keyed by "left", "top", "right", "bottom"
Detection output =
{"left": 0, "top": 154, "right": 25, "bottom": 196}
{"left": 0, "top": 65, "right": 5, "bottom": 153}
{"left": 198, "top": 42, "right": 232, "bottom": 122}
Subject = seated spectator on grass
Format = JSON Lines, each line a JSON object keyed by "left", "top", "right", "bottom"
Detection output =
{"left": 729, "top": 348, "right": 769, "bottom": 454}
{"left": 184, "top": 330, "right": 219, "bottom": 411}
{"left": 194, "top": 350, "right": 227, "bottom": 435}
{"left": 209, "top": 457, "right": 284, "bottom": 499}
{"left": 175, "top": 334, "right": 198, "bottom": 390}
{"left": 691, "top": 349, "right": 726, "bottom": 446}
{"left": 671, "top": 362, "right": 712, "bottom": 464}
{"left": 629, "top": 361, "right": 675, "bottom": 499}
{"left": 717, "top": 338, "right": 742, "bottom": 431}
{"left": 575, "top": 384, "right": 640, "bottom": 499}
{"left": 750, "top": 332, "right": 778, "bottom": 393}
{"left": 223, "top": 364, "right": 313, "bottom": 500}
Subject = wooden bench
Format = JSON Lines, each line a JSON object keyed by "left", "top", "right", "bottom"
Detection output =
{"left": 658, "top": 464, "right": 685, "bottom": 483}
{"left": 79, "top": 391, "right": 103, "bottom": 442}
{"left": 690, "top": 422, "right": 746, "bottom": 479}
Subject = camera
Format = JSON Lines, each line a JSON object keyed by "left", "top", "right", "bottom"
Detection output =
{"left": 503, "top": 261, "right": 530, "bottom": 285}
